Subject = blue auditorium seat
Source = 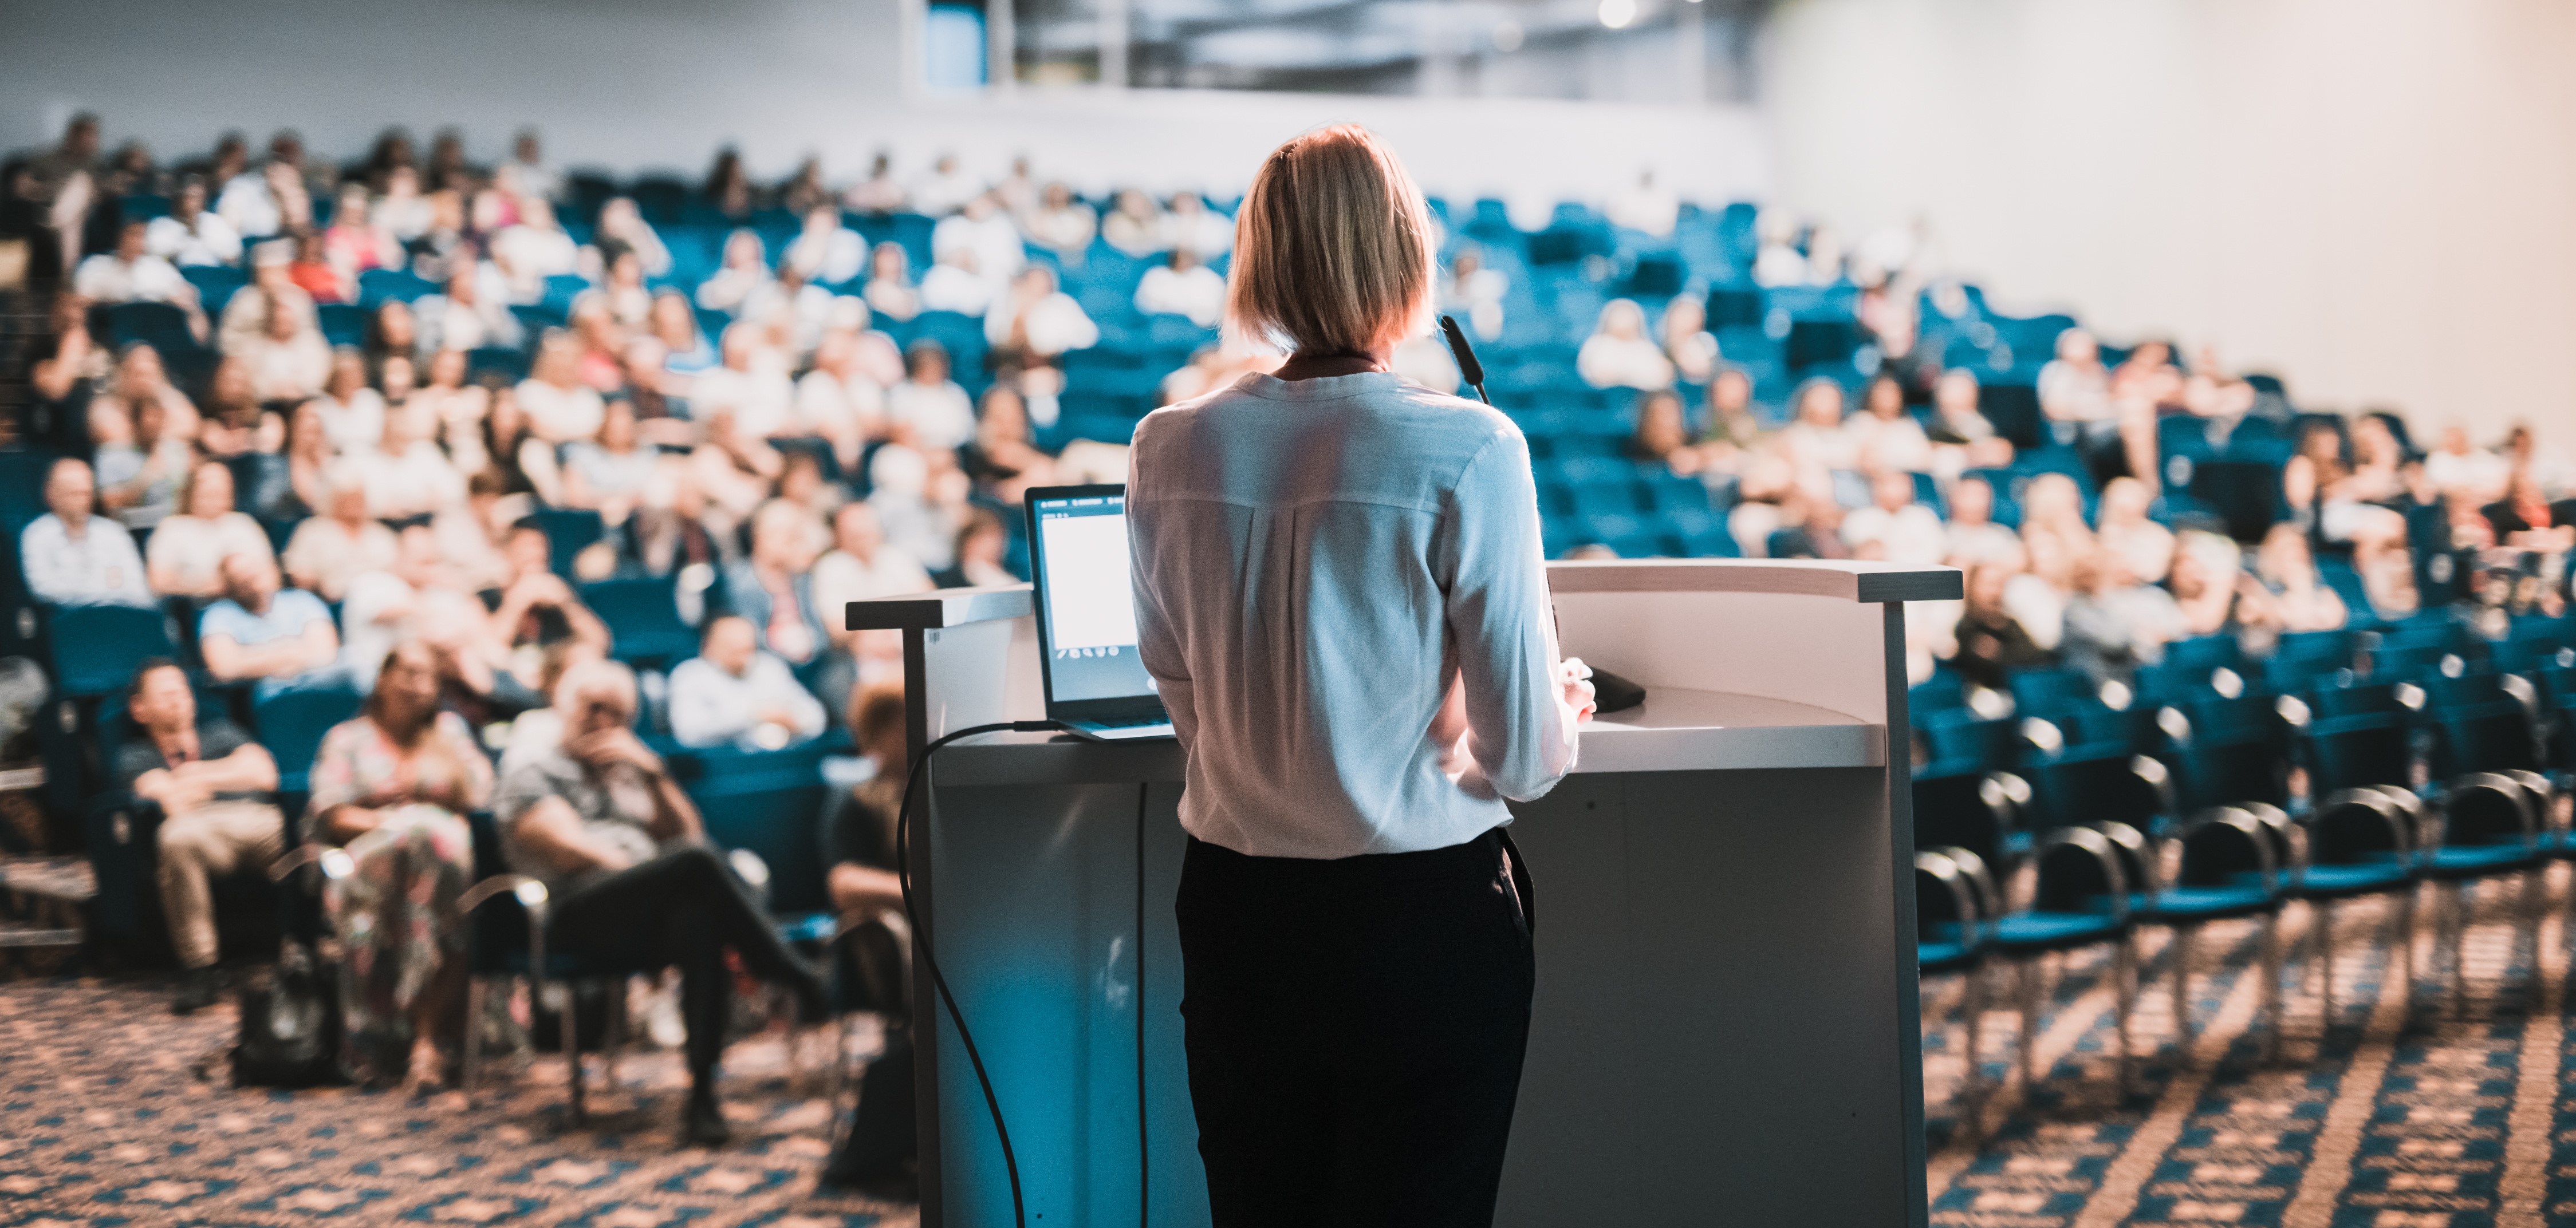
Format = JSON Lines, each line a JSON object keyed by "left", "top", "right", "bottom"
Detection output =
{"left": 357, "top": 268, "right": 438, "bottom": 306}
{"left": 669, "top": 742, "right": 834, "bottom": 915}
{"left": 253, "top": 681, "right": 364, "bottom": 796}
{"left": 582, "top": 577, "right": 698, "bottom": 669}
{"left": 527, "top": 508, "right": 605, "bottom": 578}
{"left": 316, "top": 303, "right": 368, "bottom": 348}
{"left": 44, "top": 604, "right": 174, "bottom": 698}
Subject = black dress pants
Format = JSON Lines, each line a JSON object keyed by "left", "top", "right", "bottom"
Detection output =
{"left": 546, "top": 843, "right": 816, "bottom": 1092}
{"left": 1177, "top": 828, "right": 1534, "bottom": 1228}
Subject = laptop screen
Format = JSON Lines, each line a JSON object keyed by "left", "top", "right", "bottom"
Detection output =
{"left": 1029, "top": 490, "right": 1159, "bottom": 705}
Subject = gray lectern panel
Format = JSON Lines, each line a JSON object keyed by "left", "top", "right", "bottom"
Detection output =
{"left": 924, "top": 779, "right": 1209, "bottom": 1228}
{"left": 1498, "top": 767, "right": 1909, "bottom": 1227}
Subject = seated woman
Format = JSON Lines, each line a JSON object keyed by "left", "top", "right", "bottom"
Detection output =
{"left": 148, "top": 460, "right": 275, "bottom": 599}
{"left": 647, "top": 290, "right": 719, "bottom": 376}
{"left": 93, "top": 389, "right": 195, "bottom": 532}
{"left": 307, "top": 641, "right": 494, "bottom": 1088}
{"left": 860, "top": 242, "right": 921, "bottom": 324}
{"left": 2168, "top": 532, "right": 2253, "bottom": 639}
{"left": 2245, "top": 522, "right": 2347, "bottom": 635}
{"left": 1627, "top": 388, "right": 1715, "bottom": 477}
{"left": 2018, "top": 472, "right": 2096, "bottom": 594}
{"left": 1133, "top": 247, "right": 1226, "bottom": 327}
{"left": 887, "top": 341, "right": 976, "bottom": 452}
{"left": 1660, "top": 295, "right": 1719, "bottom": 386}
{"left": 694, "top": 230, "right": 772, "bottom": 316}
{"left": 515, "top": 330, "right": 607, "bottom": 448}
{"left": 1441, "top": 246, "right": 1508, "bottom": 342}
{"left": 1101, "top": 189, "right": 1167, "bottom": 258}
{"left": 321, "top": 183, "right": 399, "bottom": 287}
{"left": 582, "top": 243, "right": 655, "bottom": 330}
{"left": 2094, "top": 476, "right": 2176, "bottom": 585}
{"left": 1949, "top": 561, "right": 2054, "bottom": 690}
{"left": 1023, "top": 183, "right": 1097, "bottom": 262}
{"left": 1575, "top": 299, "right": 1674, "bottom": 391}
{"left": 984, "top": 264, "right": 1098, "bottom": 371}
{"left": 2285, "top": 416, "right": 2412, "bottom": 613}
{"left": 1925, "top": 368, "right": 2013, "bottom": 474}
{"left": 561, "top": 401, "right": 660, "bottom": 527}
{"left": 589, "top": 197, "right": 672, "bottom": 279}
{"left": 494, "top": 659, "right": 826, "bottom": 1148}
{"left": 960, "top": 383, "right": 1058, "bottom": 505}
{"left": 2482, "top": 469, "right": 2576, "bottom": 554}
{"left": 1840, "top": 374, "right": 1930, "bottom": 473}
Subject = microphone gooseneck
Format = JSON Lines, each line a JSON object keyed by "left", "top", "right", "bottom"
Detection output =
{"left": 1439, "top": 314, "right": 1490, "bottom": 405}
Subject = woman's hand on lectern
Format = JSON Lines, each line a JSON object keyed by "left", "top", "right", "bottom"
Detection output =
{"left": 1559, "top": 657, "right": 1598, "bottom": 725}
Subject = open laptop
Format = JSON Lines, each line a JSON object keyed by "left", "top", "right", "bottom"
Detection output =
{"left": 1023, "top": 484, "right": 1175, "bottom": 741}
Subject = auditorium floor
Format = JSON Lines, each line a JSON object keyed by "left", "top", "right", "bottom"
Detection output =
{"left": 0, "top": 984, "right": 912, "bottom": 1227}
{"left": 1925, "top": 861, "right": 2576, "bottom": 1226}
{"left": 9, "top": 867, "right": 2576, "bottom": 1227}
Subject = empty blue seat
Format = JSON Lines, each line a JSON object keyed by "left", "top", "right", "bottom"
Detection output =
{"left": 317, "top": 303, "right": 368, "bottom": 348}
{"left": 253, "top": 682, "right": 364, "bottom": 795}
{"left": 672, "top": 743, "right": 834, "bottom": 914}
{"left": 357, "top": 268, "right": 438, "bottom": 306}
{"left": 527, "top": 508, "right": 605, "bottom": 578}
{"left": 582, "top": 577, "right": 698, "bottom": 669}
{"left": 45, "top": 605, "right": 174, "bottom": 698}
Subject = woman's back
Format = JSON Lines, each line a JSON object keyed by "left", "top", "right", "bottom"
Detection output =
{"left": 1128, "top": 369, "right": 1571, "bottom": 859}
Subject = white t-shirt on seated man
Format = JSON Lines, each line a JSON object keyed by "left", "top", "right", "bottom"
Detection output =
{"left": 21, "top": 459, "right": 152, "bottom": 609}
{"left": 666, "top": 615, "right": 826, "bottom": 751}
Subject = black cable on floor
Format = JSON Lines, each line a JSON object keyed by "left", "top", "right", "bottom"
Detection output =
{"left": 1136, "top": 780, "right": 1151, "bottom": 1228}
{"left": 896, "top": 719, "right": 1062, "bottom": 1228}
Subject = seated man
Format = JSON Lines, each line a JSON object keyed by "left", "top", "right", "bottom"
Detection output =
{"left": 119, "top": 658, "right": 284, "bottom": 1013}
{"left": 74, "top": 218, "right": 202, "bottom": 323}
{"left": 199, "top": 551, "right": 342, "bottom": 696}
{"left": 492, "top": 660, "right": 825, "bottom": 1147}
{"left": 22, "top": 457, "right": 153, "bottom": 608}
{"left": 667, "top": 615, "right": 826, "bottom": 750}
{"left": 283, "top": 473, "right": 402, "bottom": 603}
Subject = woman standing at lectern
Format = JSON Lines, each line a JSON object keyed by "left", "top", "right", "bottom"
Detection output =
{"left": 1126, "top": 125, "right": 1596, "bottom": 1227}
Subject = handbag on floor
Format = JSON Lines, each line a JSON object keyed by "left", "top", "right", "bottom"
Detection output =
{"left": 230, "top": 938, "right": 348, "bottom": 1088}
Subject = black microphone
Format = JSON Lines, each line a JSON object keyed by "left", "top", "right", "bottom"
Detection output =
{"left": 1438, "top": 314, "right": 1489, "bottom": 405}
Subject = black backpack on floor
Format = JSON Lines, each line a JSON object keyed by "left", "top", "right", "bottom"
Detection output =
{"left": 230, "top": 939, "right": 348, "bottom": 1088}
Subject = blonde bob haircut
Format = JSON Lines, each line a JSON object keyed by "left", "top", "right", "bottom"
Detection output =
{"left": 1227, "top": 124, "right": 1437, "bottom": 357}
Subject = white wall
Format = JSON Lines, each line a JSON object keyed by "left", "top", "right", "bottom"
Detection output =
{"left": 0, "top": 0, "right": 1768, "bottom": 207}
{"left": 1760, "top": 0, "right": 2576, "bottom": 439}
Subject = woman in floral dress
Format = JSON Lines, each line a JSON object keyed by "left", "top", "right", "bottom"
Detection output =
{"left": 307, "top": 641, "right": 493, "bottom": 1087}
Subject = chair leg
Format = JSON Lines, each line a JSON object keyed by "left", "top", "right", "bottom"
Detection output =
{"left": 2017, "top": 957, "right": 2041, "bottom": 1096}
{"left": 2521, "top": 868, "right": 2544, "bottom": 1001}
{"left": 605, "top": 978, "right": 627, "bottom": 1092}
{"left": 462, "top": 976, "right": 487, "bottom": 1104}
{"left": 2448, "top": 882, "right": 2469, "bottom": 1018}
{"left": 2171, "top": 923, "right": 2195, "bottom": 1056}
{"left": 2112, "top": 934, "right": 2136, "bottom": 1098}
{"left": 2259, "top": 913, "right": 2283, "bottom": 1066}
{"left": 2318, "top": 898, "right": 2338, "bottom": 1040}
{"left": 562, "top": 980, "right": 586, "bottom": 1126}
{"left": 1960, "top": 961, "right": 1986, "bottom": 1138}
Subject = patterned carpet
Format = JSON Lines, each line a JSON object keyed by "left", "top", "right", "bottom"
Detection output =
{"left": 10, "top": 866, "right": 2576, "bottom": 1226}
{"left": 0, "top": 980, "right": 912, "bottom": 1227}
{"left": 1923, "top": 860, "right": 2576, "bottom": 1227}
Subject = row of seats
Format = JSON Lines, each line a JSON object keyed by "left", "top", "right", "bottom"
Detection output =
{"left": 1909, "top": 610, "right": 2575, "bottom": 1104}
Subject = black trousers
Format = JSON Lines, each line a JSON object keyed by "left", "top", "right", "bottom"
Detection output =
{"left": 546, "top": 843, "right": 814, "bottom": 1092}
{"left": 1177, "top": 829, "right": 1534, "bottom": 1228}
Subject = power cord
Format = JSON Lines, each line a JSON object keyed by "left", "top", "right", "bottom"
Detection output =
{"left": 896, "top": 719, "right": 1061, "bottom": 1228}
{"left": 1134, "top": 780, "right": 1151, "bottom": 1228}
{"left": 895, "top": 721, "right": 1161, "bottom": 1228}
